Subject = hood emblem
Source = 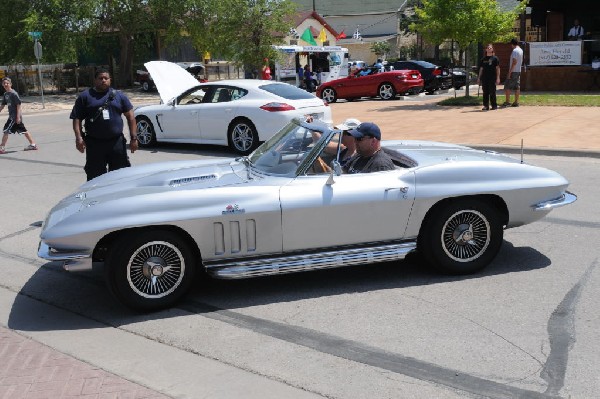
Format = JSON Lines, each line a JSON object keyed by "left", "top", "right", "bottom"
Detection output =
{"left": 222, "top": 204, "right": 245, "bottom": 215}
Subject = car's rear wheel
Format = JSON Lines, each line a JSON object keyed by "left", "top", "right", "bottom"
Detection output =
{"left": 418, "top": 199, "right": 503, "bottom": 275}
{"left": 378, "top": 83, "right": 396, "bottom": 100}
{"left": 142, "top": 81, "right": 150, "bottom": 92}
{"left": 228, "top": 118, "right": 258, "bottom": 155}
{"left": 321, "top": 87, "right": 337, "bottom": 103}
{"left": 136, "top": 116, "right": 157, "bottom": 147}
{"left": 104, "top": 229, "right": 196, "bottom": 311}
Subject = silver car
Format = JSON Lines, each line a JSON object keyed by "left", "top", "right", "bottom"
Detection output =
{"left": 38, "top": 119, "right": 576, "bottom": 310}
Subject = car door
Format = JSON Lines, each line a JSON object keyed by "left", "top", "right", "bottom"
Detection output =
{"left": 198, "top": 86, "right": 241, "bottom": 143}
{"left": 156, "top": 89, "right": 205, "bottom": 140}
{"left": 279, "top": 170, "right": 416, "bottom": 252}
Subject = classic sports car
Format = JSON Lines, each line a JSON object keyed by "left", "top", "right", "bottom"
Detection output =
{"left": 316, "top": 67, "right": 424, "bottom": 103}
{"left": 134, "top": 61, "right": 332, "bottom": 155}
{"left": 38, "top": 119, "right": 576, "bottom": 311}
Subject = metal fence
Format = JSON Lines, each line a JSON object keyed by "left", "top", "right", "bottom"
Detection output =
{"left": 0, "top": 61, "right": 245, "bottom": 95}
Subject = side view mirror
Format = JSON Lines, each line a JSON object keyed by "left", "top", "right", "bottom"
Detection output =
{"left": 326, "top": 160, "right": 342, "bottom": 185}
{"left": 168, "top": 98, "right": 176, "bottom": 107}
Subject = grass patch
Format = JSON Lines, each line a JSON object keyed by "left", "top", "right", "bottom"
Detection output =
{"left": 439, "top": 93, "right": 600, "bottom": 106}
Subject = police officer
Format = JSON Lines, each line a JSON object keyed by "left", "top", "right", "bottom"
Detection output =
{"left": 70, "top": 68, "right": 137, "bottom": 181}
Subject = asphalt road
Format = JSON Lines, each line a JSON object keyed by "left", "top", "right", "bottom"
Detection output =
{"left": 0, "top": 110, "right": 598, "bottom": 399}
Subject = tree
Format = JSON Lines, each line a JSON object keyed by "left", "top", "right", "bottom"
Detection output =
{"left": 370, "top": 41, "right": 391, "bottom": 60}
{"left": 412, "top": 0, "right": 526, "bottom": 96}
{"left": 164, "top": 0, "right": 297, "bottom": 73}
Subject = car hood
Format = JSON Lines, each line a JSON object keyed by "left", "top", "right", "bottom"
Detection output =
{"left": 145, "top": 61, "right": 201, "bottom": 104}
{"left": 75, "top": 158, "right": 246, "bottom": 201}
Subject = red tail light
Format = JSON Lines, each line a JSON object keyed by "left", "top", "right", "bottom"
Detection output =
{"left": 260, "top": 102, "right": 296, "bottom": 112}
{"left": 432, "top": 68, "right": 441, "bottom": 76}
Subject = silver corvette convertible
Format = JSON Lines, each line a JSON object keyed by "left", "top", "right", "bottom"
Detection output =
{"left": 38, "top": 119, "right": 576, "bottom": 310}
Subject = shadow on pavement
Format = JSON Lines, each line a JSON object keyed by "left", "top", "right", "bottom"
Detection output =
{"left": 7, "top": 240, "right": 550, "bottom": 332}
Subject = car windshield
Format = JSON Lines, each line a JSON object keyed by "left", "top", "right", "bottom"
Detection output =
{"left": 259, "top": 83, "right": 318, "bottom": 100}
{"left": 248, "top": 119, "right": 334, "bottom": 177}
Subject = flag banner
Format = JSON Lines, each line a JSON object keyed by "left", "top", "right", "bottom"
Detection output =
{"left": 353, "top": 28, "right": 362, "bottom": 41}
{"left": 318, "top": 28, "right": 327, "bottom": 43}
{"left": 300, "top": 28, "right": 317, "bottom": 46}
{"left": 336, "top": 31, "right": 347, "bottom": 39}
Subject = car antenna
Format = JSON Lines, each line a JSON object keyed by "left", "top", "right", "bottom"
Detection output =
{"left": 520, "top": 139, "right": 524, "bottom": 164}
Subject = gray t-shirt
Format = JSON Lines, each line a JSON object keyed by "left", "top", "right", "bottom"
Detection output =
{"left": 2, "top": 89, "right": 21, "bottom": 119}
{"left": 509, "top": 46, "right": 524, "bottom": 73}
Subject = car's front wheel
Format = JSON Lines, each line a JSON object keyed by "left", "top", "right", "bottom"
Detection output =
{"left": 136, "top": 116, "right": 157, "bottom": 147}
{"left": 228, "top": 118, "right": 258, "bottom": 155}
{"left": 321, "top": 87, "right": 337, "bottom": 103}
{"left": 142, "top": 81, "right": 151, "bottom": 92}
{"left": 378, "top": 83, "right": 396, "bottom": 100}
{"left": 104, "top": 229, "right": 196, "bottom": 311}
{"left": 418, "top": 199, "right": 503, "bottom": 275}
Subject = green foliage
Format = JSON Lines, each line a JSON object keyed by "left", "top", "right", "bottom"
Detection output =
{"left": 370, "top": 41, "right": 391, "bottom": 57}
{"left": 413, "top": 0, "right": 526, "bottom": 50}
{"left": 0, "top": 0, "right": 297, "bottom": 87}
{"left": 438, "top": 94, "right": 600, "bottom": 107}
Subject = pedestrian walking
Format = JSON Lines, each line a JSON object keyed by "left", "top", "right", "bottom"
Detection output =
{"left": 0, "top": 77, "right": 38, "bottom": 154}
{"left": 477, "top": 44, "right": 500, "bottom": 110}
{"left": 70, "top": 68, "right": 137, "bottom": 181}
{"left": 261, "top": 58, "right": 272, "bottom": 80}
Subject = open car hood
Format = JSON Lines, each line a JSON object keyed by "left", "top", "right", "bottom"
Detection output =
{"left": 145, "top": 61, "right": 201, "bottom": 104}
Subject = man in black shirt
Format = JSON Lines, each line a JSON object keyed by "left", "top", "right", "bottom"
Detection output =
{"left": 344, "top": 122, "right": 395, "bottom": 173}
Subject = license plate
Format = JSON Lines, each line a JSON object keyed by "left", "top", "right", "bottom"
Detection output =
{"left": 411, "top": 74, "right": 418, "bottom": 79}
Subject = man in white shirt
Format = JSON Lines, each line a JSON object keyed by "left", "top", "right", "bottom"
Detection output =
{"left": 501, "top": 39, "right": 523, "bottom": 108}
{"left": 568, "top": 19, "right": 584, "bottom": 40}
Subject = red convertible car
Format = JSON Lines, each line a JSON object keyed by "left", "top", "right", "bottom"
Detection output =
{"left": 316, "top": 67, "right": 424, "bottom": 103}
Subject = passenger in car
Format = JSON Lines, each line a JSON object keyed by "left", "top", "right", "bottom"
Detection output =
{"left": 344, "top": 122, "right": 395, "bottom": 173}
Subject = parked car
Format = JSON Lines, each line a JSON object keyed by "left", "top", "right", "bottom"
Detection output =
{"left": 316, "top": 67, "right": 423, "bottom": 102}
{"left": 450, "top": 68, "right": 468, "bottom": 90}
{"left": 134, "top": 61, "right": 332, "bottom": 154}
{"left": 135, "top": 62, "right": 207, "bottom": 92}
{"left": 38, "top": 118, "right": 576, "bottom": 310}
{"left": 392, "top": 60, "right": 452, "bottom": 94}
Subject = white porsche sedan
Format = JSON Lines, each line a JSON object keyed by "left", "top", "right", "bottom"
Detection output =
{"left": 134, "top": 61, "right": 332, "bottom": 154}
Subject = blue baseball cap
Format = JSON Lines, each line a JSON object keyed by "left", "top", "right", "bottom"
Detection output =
{"left": 348, "top": 122, "right": 381, "bottom": 140}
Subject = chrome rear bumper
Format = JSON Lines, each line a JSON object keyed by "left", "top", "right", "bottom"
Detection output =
{"left": 533, "top": 191, "right": 577, "bottom": 211}
{"left": 37, "top": 241, "right": 93, "bottom": 272}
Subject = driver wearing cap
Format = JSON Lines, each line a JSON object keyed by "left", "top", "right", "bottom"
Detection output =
{"left": 344, "top": 122, "right": 395, "bottom": 174}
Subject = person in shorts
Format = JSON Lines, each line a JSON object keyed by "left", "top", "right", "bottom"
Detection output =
{"left": 501, "top": 38, "right": 523, "bottom": 107}
{"left": 0, "top": 77, "right": 38, "bottom": 154}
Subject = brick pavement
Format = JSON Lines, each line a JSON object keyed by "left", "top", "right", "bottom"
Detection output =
{"left": 0, "top": 327, "right": 170, "bottom": 399}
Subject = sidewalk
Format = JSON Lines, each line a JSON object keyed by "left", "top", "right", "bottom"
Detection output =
{"left": 0, "top": 326, "right": 170, "bottom": 399}
{"left": 20, "top": 87, "right": 600, "bottom": 157}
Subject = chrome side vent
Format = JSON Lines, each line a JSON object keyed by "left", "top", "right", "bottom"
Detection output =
{"left": 169, "top": 174, "right": 217, "bottom": 187}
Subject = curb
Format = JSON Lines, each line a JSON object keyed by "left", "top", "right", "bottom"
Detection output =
{"left": 467, "top": 144, "right": 600, "bottom": 159}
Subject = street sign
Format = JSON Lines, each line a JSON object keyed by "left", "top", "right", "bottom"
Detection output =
{"left": 28, "top": 31, "right": 42, "bottom": 39}
{"left": 34, "top": 41, "right": 43, "bottom": 59}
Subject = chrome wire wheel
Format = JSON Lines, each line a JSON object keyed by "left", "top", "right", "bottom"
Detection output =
{"left": 126, "top": 241, "right": 185, "bottom": 299}
{"left": 378, "top": 83, "right": 395, "bottom": 100}
{"left": 441, "top": 209, "right": 491, "bottom": 262}
{"left": 136, "top": 118, "right": 155, "bottom": 146}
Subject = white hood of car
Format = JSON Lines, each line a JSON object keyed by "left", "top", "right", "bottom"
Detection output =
{"left": 145, "top": 61, "right": 200, "bottom": 104}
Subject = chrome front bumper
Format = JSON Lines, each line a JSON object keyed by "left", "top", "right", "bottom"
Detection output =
{"left": 37, "top": 241, "right": 93, "bottom": 272}
{"left": 533, "top": 191, "right": 577, "bottom": 211}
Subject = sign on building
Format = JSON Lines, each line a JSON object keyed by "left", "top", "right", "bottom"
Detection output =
{"left": 529, "top": 41, "right": 582, "bottom": 66}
